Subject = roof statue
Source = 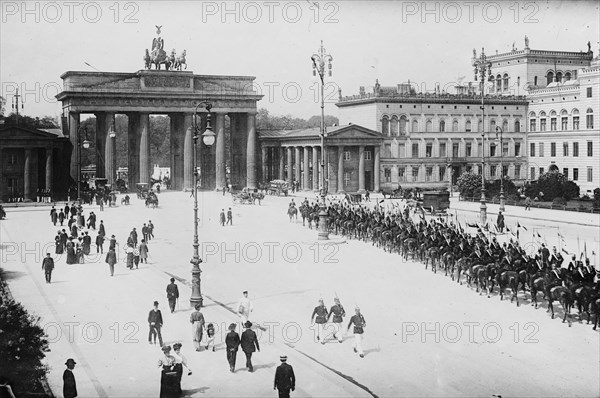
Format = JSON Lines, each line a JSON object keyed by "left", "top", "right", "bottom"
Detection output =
{"left": 143, "top": 26, "right": 187, "bottom": 71}
{"left": 524, "top": 35, "right": 529, "bottom": 48}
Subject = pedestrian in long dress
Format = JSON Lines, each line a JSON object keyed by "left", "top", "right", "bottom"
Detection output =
{"left": 105, "top": 248, "right": 117, "bottom": 276}
{"left": 42, "top": 253, "right": 54, "bottom": 284}
{"left": 63, "top": 358, "right": 77, "bottom": 398}
{"left": 240, "top": 321, "right": 260, "bottom": 372}
{"left": 55, "top": 232, "right": 64, "bottom": 255}
{"left": 66, "top": 239, "right": 76, "bottom": 264}
{"left": 82, "top": 232, "right": 91, "bottom": 255}
{"left": 274, "top": 355, "right": 296, "bottom": 398}
{"left": 220, "top": 209, "right": 226, "bottom": 226}
{"left": 347, "top": 307, "right": 366, "bottom": 358}
{"left": 190, "top": 304, "right": 205, "bottom": 351}
{"left": 225, "top": 323, "right": 240, "bottom": 372}
{"left": 205, "top": 323, "right": 216, "bottom": 351}
{"left": 125, "top": 245, "right": 134, "bottom": 269}
{"left": 139, "top": 239, "right": 149, "bottom": 263}
{"left": 98, "top": 220, "right": 106, "bottom": 237}
{"left": 157, "top": 345, "right": 178, "bottom": 398}
{"left": 172, "top": 343, "right": 192, "bottom": 396}
{"left": 148, "top": 220, "right": 154, "bottom": 240}
{"left": 227, "top": 208, "right": 232, "bottom": 225}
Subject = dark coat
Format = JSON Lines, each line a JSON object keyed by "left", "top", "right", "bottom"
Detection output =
{"left": 225, "top": 331, "right": 240, "bottom": 351}
{"left": 274, "top": 362, "right": 295, "bottom": 391}
{"left": 63, "top": 369, "right": 77, "bottom": 398}
{"left": 42, "top": 257, "right": 54, "bottom": 271}
{"left": 105, "top": 250, "right": 117, "bottom": 265}
{"left": 166, "top": 283, "right": 179, "bottom": 300}
{"left": 98, "top": 223, "right": 106, "bottom": 236}
{"left": 148, "top": 309, "right": 163, "bottom": 327}
{"left": 240, "top": 329, "right": 260, "bottom": 353}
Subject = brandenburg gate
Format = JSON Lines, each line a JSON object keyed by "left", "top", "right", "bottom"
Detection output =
{"left": 57, "top": 68, "right": 262, "bottom": 191}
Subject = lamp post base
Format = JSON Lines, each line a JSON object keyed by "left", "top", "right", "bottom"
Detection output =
{"left": 190, "top": 258, "right": 203, "bottom": 308}
{"left": 317, "top": 192, "right": 329, "bottom": 240}
{"left": 499, "top": 191, "right": 505, "bottom": 213}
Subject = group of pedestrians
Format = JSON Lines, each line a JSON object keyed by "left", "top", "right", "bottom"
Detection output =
{"left": 124, "top": 221, "right": 153, "bottom": 270}
{"left": 219, "top": 208, "right": 233, "bottom": 226}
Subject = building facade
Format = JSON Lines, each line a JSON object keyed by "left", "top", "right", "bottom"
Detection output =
{"left": 336, "top": 86, "right": 528, "bottom": 192}
{"left": 527, "top": 55, "right": 600, "bottom": 194}
{"left": 0, "top": 126, "right": 72, "bottom": 202}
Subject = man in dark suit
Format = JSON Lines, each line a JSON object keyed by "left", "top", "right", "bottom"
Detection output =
{"left": 274, "top": 355, "right": 295, "bottom": 398}
{"left": 166, "top": 278, "right": 179, "bottom": 313}
{"left": 63, "top": 358, "right": 77, "bottom": 398}
{"left": 147, "top": 301, "right": 164, "bottom": 346}
{"left": 42, "top": 253, "right": 54, "bottom": 283}
{"left": 240, "top": 321, "right": 260, "bottom": 372}
{"left": 225, "top": 323, "right": 240, "bottom": 373}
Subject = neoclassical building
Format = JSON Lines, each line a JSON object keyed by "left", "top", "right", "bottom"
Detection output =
{"left": 336, "top": 85, "right": 528, "bottom": 192}
{"left": 527, "top": 55, "right": 600, "bottom": 194}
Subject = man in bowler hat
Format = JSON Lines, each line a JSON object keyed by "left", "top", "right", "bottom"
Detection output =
{"left": 240, "top": 321, "right": 260, "bottom": 372}
{"left": 274, "top": 355, "right": 295, "bottom": 398}
{"left": 63, "top": 358, "right": 77, "bottom": 398}
{"left": 225, "top": 323, "right": 240, "bottom": 373}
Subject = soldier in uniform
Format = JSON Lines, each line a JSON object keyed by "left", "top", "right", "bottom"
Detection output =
{"left": 311, "top": 298, "right": 329, "bottom": 344}
{"left": 166, "top": 278, "right": 179, "bottom": 313}
{"left": 42, "top": 253, "right": 55, "bottom": 284}
{"left": 549, "top": 246, "right": 564, "bottom": 268}
{"left": 347, "top": 307, "right": 366, "bottom": 358}
{"left": 274, "top": 355, "right": 296, "bottom": 398}
{"left": 327, "top": 297, "right": 346, "bottom": 343}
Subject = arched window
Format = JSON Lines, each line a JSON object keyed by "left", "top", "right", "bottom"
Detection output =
{"left": 547, "top": 71, "right": 554, "bottom": 85}
{"left": 572, "top": 109, "right": 579, "bottom": 115}
{"left": 490, "top": 119, "right": 496, "bottom": 131}
{"left": 586, "top": 108, "right": 594, "bottom": 129}
{"left": 439, "top": 119, "right": 446, "bottom": 132}
{"left": 556, "top": 72, "right": 562, "bottom": 83}
{"left": 534, "top": 76, "right": 538, "bottom": 86}
{"left": 381, "top": 116, "right": 389, "bottom": 136}
{"left": 390, "top": 115, "right": 399, "bottom": 136}
{"left": 572, "top": 109, "right": 580, "bottom": 130}
{"left": 514, "top": 119, "right": 521, "bottom": 133}
{"left": 452, "top": 119, "right": 459, "bottom": 132}
{"left": 411, "top": 119, "right": 418, "bottom": 133}
{"left": 496, "top": 74, "right": 502, "bottom": 92}
{"left": 503, "top": 74, "right": 509, "bottom": 91}
{"left": 502, "top": 119, "right": 508, "bottom": 132}
{"left": 425, "top": 119, "right": 432, "bottom": 132}
{"left": 399, "top": 116, "right": 407, "bottom": 135}
{"left": 466, "top": 120, "right": 472, "bottom": 132}
{"left": 564, "top": 72, "right": 571, "bottom": 81}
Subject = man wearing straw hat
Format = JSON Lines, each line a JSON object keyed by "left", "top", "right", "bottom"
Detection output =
{"left": 274, "top": 355, "right": 295, "bottom": 398}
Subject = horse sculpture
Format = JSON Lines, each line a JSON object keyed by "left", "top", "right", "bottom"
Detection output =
{"left": 173, "top": 50, "right": 187, "bottom": 71}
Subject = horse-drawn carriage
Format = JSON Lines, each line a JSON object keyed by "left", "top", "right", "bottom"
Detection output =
{"left": 421, "top": 191, "right": 450, "bottom": 214}
{"left": 145, "top": 191, "right": 159, "bottom": 208}
{"left": 136, "top": 183, "right": 150, "bottom": 199}
{"left": 267, "top": 180, "right": 289, "bottom": 196}
{"left": 381, "top": 186, "right": 403, "bottom": 199}
{"left": 232, "top": 187, "right": 264, "bottom": 205}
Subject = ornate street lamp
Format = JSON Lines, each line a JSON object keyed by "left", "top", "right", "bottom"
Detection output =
{"left": 311, "top": 40, "right": 333, "bottom": 240}
{"left": 76, "top": 126, "right": 90, "bottom": 227}
{"left": 472, "top": 48, "right": 492, "bottom": 224}
{"left": 495, "top": 126, "right": 505, "bottom": 212}
{"left": 190, "top": 101, "right": 215, "bottom": 308}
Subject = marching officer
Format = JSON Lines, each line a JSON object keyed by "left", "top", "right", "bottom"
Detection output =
{"left": 327, "top": 297, "right": 346, "bottom": 343}
{"left": 311, "top": 298, "right": 328, "bottom": 344}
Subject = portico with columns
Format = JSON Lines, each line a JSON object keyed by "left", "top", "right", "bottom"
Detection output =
{"left": 258, "top": 124, "right": 383, "bottom": 193}
{"left": 57, "top": 70, "right": 262, "bottom": 191}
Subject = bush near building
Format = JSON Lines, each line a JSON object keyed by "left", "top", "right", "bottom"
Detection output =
{"left": 594, "top": 188, "right": 600, "bottom": 209}
{"left": 0, "top": 298, "right": 50, "bottom": 397}
{"left": 457, "top": 172, "right": 517, "bottom": 201}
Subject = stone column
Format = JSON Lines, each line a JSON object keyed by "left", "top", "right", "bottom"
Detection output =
{"left": 374, "top": 145, "right": 381, "bottom": 192}
{"left": 286, "top": 147, "right": 293, "bottom": 185}
{"left": 261, "top": 146, "right": 268, "bottom": 184}
{"left": 215, "top": 113, "right": 226, "bottom": 190}
{"left": 328, "top": 147, "right": 337, "bottom": 193}
{"left": 170, "top": 114, "right": 184, "bottom": 190}
{"left": 138, "top": 113, "right": 151, "bottom": 184}
{"left": 183, "top": 114, "right": 194, "bottom": 190}
{"left": 24, "top": 149, "right": 32, "bottom": 201}
{"left": 69, "top": 112, "right": 80, "bottom": 179}
{"left": 279, "top": 148, "right": 285, "bottom": 180}
{"left": 312, "top": 146, "right": 319, "bottom": 191}
{"left": 127, "top": 114, "right": 140, "bottom": 189}
{"left": 303, "top": 146, "right": 310, "bottom": 190}
{"left": 294, "top": 147, "right": 301, "bottom": 187}
{"left": 246, "top": 112, "right": 257, "bottom": 189}
{"left": 94, "top": 112, "right": 108, "bottom": 178}
{"left": 45, "top": 147, "right": 53, "bottom": 192}
{"left": 337, "top": 146, "right": 345, "bottom": 193}
{"left": 105, "top": 114, "right": 116, "bottom": 186}
{"left": 358, "top": 145, "right": 365, "bottom": 193}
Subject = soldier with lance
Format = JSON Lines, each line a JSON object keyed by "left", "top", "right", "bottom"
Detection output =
{"left": 327, "top": 297, "right": 346, "bottom": 343}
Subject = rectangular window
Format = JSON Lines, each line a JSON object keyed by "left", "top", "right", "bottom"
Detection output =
{"left": 573, "top": 116, "right": 579, "bottom": 130}
{"left": 466, "top": 143, "right": 472, "bottom": 157}
{"left": 478, "top": 143, "right": 482, "bottom": 157}
{"left": 490, "top": 144, "right": 497, "bottom": 157}
{"left": 384, "top": 168, "right": 391, "bottom": 182}
{"left": 529, "top": 119, "right": 536, "bottom": 132}
{"left": 439, "top": 143, "right": 446, "bottom": 158}
{"left": 425, "top": 143, "right": 432, "bottom": 158}
{"left": 563, "top": 142, "right": 569, "bottom": 156}
{"left": 490, "top": 165, "right": 497, "bottom": 177}
{"left": 452, "top": 143, "right": 459, "bottom": 158}
{"left": 540, "top": 119, "right": 547, "bottom": 131}
{"left": 587, "top": 87, "right": 592, "bottom": 97}
{"left": 515, "top": 143, "right": 521, "bottom": 157}
{"left": 384, "top": 144, "right": 391, "bottom": 158}
{"left": 502, "top": 142, "right": 508, "bottom": 157}
{"left": 477, "top": 165, "right": 482, "bottom": 175}
{"left": 426, "top": 167, "right": 433, "bottom": 181}
{"left": 539, "top": 142, "right": 544, "bottom": 157}
{"left": 550, "top": 142, "right": 556, "bottom": 157}
{"left": 398, "top": 144, "right": 405, "bottom": 158}
{"left": 588, "top": 141, "right": 593, "bottom": 157}
{"left": 439, "top": 166, "right": 446, "bottom": 181}
{"left": 550, "top": 118, "right": 557, "bottom": 131}
{"left": 411, "top": 167, "right": 419, "bottom": 181}
{"left": 364, "top": 151, "right": 371, "bottom": 160}
{"left": 343, "top": 151, "right": 351, "bottom": 161}
{"left": 530, "top": 143, "right": 535, "bottom": 157}
{"left": 412, "top": 143, "right": 419, "bottom": 158}
{"left": 502, "top": 165, "right": 508, "bottom": 177}
{"left": 530, "top": 167, "right": 535, "bottom": 180}
{"left": 573, "top": 142, "right": 579, "bottom": 157}
{"left": 539, "top": 167, "right": 544, "bottom": 175}
{"left": 587, "top": 167, "right": 593, "bottom": 182}
{"left": 563, "top": 168, "right": 568, "bottom": 179}
{"left": 344, "top": 171, "right": 350, "bottom": 186}
{"left": 573, "top": 168, "right": 579, "bottom": 181}
{"left": 514, "top": 164, "right": 521, "bottom": 179}
{"left": 399, "top": 167, "right": 406, "bottom": 182}
{"left": 561, "top": 117, "right": 568, "bottom": 130}
{"left": 587, "top": 114, "right": 594, "bottom": 129}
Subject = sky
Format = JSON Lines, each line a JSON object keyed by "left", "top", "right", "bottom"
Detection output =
{"left": 1, "top": 0, "right": 598, "bottom": 120}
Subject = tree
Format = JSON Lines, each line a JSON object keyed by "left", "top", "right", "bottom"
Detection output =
{"left": 0, "top": 95, "right": 6, "bottom": 116}
{"left": 486, "top": 177, "right": 517, "bottom": 199}
{"left": 2, "top": 113, "right": 59, "bottom": 129}
{"left": 306, "top": 114, "right": 339, "bottom": 128}
{"left": 457, "top": 172, "right": 483, "bottom": 198}
{"left": 593, "top": 187, "right": 600, "bottom": 209}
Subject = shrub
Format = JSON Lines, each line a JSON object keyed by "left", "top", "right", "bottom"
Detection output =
{"left": 457, "top": 172, "right": 482, "bottom": 198}
{"left": 562, "top": 180, "right": 580, "bottom": 200}
{"left": 594, "top": 188, "right": 600, "bottom": 209}
{"left": 0, "top": 299, "right": 49, "bottom": 396}
{"left": 552, "top": 197, "right": 567, "bottom": 206}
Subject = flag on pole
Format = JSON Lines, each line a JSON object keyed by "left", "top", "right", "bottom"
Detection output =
{"left": 584, "top": 241, "right": 587, "bottom": 259}
{"left": 562, "top": 248, "right": 570, "bottom": 255}
{"left": 536, "top": 232, "right": 541, "bottom": 238}
{"left": 557, "top": 232, "right": 565, "bottom": 241}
